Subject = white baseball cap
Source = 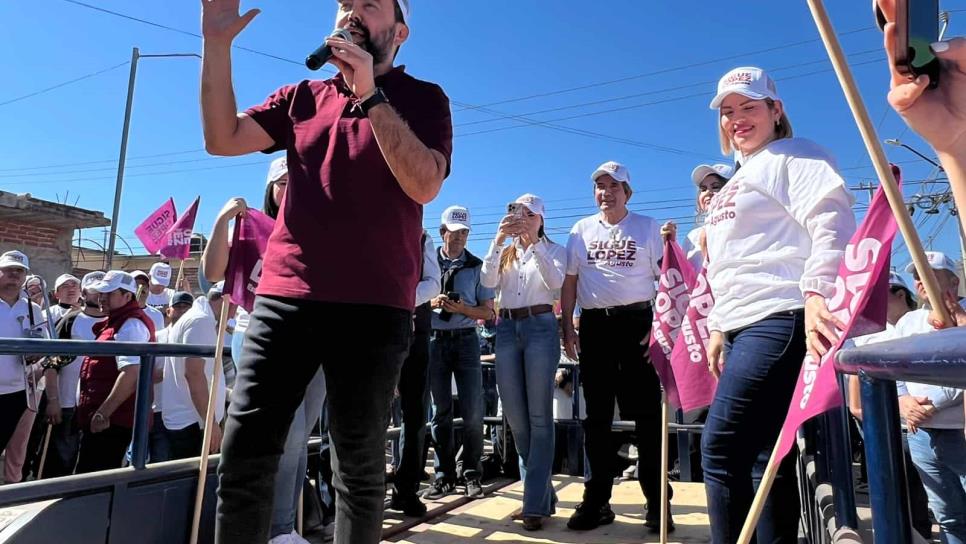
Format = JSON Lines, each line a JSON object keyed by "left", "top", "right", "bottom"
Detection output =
{"left": 905, "top": 251, "right": 959, "bottom": 276}
{"left": 397, "top": 0, "right": 411, "bottom": 24}
{"left": 515, "top": 194, "right": 545, "bottom": 217}
{"left": 90, "top": 270, "right": 138, "bottom": 295}
{"left": 149, "top": 262, "right": 172, "bottom": 287}
{"left": 24, "top": 275, "right": 42, "bottom": 288}
{"left": 888, "top": 271, "right": 910, "bottom": 291}
{"left": 131, "top": 270, "right": 150, "bottom": 284}
{"left": 266, "top": 156, "right": 287, "bottom": 186}
{"left": 710, "top": 67, "right": 781, "bottom": 109}
{"left": 441, "top": 205, "right": 471, "bottom": 232}
{"left": 0, "top": 250, "right": 30, "bottom": 270}
{"left": 691, "top": 164, "right": 735, "bottom": 186}
{"left": 81, "top": 271, "right": 106, "bottom": 290}
{"left": 591, "top": 161, "right": 631, "bottom": 184}
{"left": 54, "top": 274, "right": 80, "bottom": 291}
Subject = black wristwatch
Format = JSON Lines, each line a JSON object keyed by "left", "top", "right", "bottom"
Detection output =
{"left": 357, "top": 87, "right": 389, "bottom": 116}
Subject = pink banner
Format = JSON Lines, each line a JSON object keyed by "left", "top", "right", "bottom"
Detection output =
{"left": 775, "top": 181, "right": 898, "bottom": 460}
{"left": 649, "top": 240, "right": 697, "bottom": 409}
{"left": 134, "top": 198, "right": 177, "bottom": 255}
{"left": 224, "top": 209, "right": 275, "bottom": 313}
{"left": 669, "top": 266, "right": 718, "bottom": 412}
{"left": 158, "top": 197, "right": 200, "bottom": 260}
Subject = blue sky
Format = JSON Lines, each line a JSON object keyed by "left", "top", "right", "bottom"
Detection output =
{"left": 1, "top": 1, "right": 963, "bottom": 284}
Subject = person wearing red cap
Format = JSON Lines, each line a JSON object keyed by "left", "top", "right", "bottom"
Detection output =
{"left": 199, "top": 0, "right": 450, "bottom": 541}
{"left": 700, "top": 66, "right": 856, "bottom": 543}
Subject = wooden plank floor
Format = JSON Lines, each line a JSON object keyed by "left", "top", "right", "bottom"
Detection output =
{"left": 383, "top": 475, "right": 711, "bottom": 543}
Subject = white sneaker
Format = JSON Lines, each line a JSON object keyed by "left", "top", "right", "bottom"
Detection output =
{"left": 267, "top": 531, "right": 310, "bottom": 544}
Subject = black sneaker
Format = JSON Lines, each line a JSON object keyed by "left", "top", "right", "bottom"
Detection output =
{"left": 465, "top": 478, "right": 484, "bottom": 499}
{"left": 644, "top": 509, "right": 676, "bottom": 533}
{"left": 389, "top": 491, "right": 428, "bottom": 517}
{"left": 420, "top": 479, "right": 455, "bottom": 500}
{"left": 566, "top": 502, "right": 615, "bottom": 531}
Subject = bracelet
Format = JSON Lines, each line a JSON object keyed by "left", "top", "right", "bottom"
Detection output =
{"left": 93, "top": 412, "right": 107, "bottom": 420}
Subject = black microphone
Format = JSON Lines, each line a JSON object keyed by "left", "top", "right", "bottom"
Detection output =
{"left": 305, "top": 28, "right": 353, "bottom": 71}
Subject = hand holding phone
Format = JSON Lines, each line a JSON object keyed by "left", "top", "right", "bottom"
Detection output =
{"left": 892, "top": 0, "right": 941, "bottom": 87}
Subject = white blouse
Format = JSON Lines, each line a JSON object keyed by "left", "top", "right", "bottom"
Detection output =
{"left": 480, "top": 239, "right": 567, "bottom": 309}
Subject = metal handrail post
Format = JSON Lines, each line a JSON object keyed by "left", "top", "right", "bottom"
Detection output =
{"left": 130, "top": 355, "right": 155, "bottom": 469}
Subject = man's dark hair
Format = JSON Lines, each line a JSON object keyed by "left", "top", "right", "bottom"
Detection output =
{"left": 393, "top": 0, "right": 404, "bottom": 24}
{"left": 263, "top": 182, "right": 280, "bottom": 219}
{"left": 890, "top": 285, "right": 917, "bottom": 312}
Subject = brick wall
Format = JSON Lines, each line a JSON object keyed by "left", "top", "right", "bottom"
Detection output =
{"left": 0, "top": 219, "right": 73, "bottom": 287}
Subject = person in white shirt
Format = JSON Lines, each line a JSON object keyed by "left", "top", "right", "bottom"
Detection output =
{"left": 34, "top": 271, "right": 108, "bottom": 478}
{"left": 49, "top": 274, "right": 81, "bottom": 325}
{"left": 75, "top": 270, "right": 156, "bottom": 474}
{"left": 133, "top": 270, "right": 166, "bottom": 331}
{"left": 699, "top": 66, "right": 856, "bottom": 543}
{"left": 148, "top": 290, "right": 194, "bottom": 464}
{"left": 146, "top": 262, "right": 176, "bottom": 313}
{"left": 892, "top": 252, "right": 966, "bottom": 544}
{"left": 0, "top": 251, "right": 44, "bottom": 457}
{"left": 561, "top": 161, "right": 670, "bottom": 533}
{"left": 480, "top": 194, "right": 566, "bottom": 531}
{"left": 663, "top": 164, "right": 734, "bottom": 272}
{"left": 162, "top": 284, "right": 226, "bottom": 460}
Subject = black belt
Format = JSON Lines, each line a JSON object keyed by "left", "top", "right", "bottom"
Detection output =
{"left": 581, "top": 301, "right": 652, "bottom": 317}
{"left": 499, "top": 304, "right": 554, "bottom": 320}
{"left": 431, "top": 328, "right": 477, "bottom": 339}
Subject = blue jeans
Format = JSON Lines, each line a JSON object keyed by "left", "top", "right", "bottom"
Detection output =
{"left": 429, "top": 330, "right": 484, "bottom": 482}
{"left": 496, "top": 312, "right": 560, "bottom": 517}
{"left": 701, "top": 309, "right": 804, "bottom": 544}
{"left": 271, "top": 365, "right": 327, "bottom": 538}
{"left": 908, "top": 427, "right": 966, "bottom": 544}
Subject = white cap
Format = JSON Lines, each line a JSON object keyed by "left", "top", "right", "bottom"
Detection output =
{"left": 905, "top": 251, "right": 959, "bottom": 276}
{"left": 441, "top": 206, "right": 471, "bottom": 232}
{"left": 515, "top": 194, "right": 545, "bottom": 217}
{"left": 591, "top": 161, "right": 630, "bottom": 184}
{"left": 397, "top": 0, "right": 411, "bottom": 24}
{"left": 710, "top": 67, "right": 781, "bottom": 109}
{"left": 888, "top": 271, "right": 910, "bottom": 291}
{"left": 54, "top": 274, "right": 80, "bottom": 290}
{"left": 131, "top": 270, "right": 150, "bottom": 284}
{"left": 691, "top": 164, "right": 735, "bottom": 186}
{"left": 266, "top": 156, "right": 287, "bottom": 186}
{"left": 81, "top": 271, "right": 106, "bottom": 290}
{"left": 208, "top": 281, "right": 225, "bottom": 297}
{"left": 149, "top": 262, "right": 172, "bottom": 287}
{"left": 0, "top": 250, "right": 29, "bottom": 270}
{"left": 24, "top": 275, "right": 42, "bottom": 288}
{"left": 90, "top": 270, "right": 138, "bottom": 295}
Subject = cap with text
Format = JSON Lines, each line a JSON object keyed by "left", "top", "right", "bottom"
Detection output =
{"left": 904, "top": 251, "right": 960, "bottom": 276}
{"left": 81, "top": 271, "right": 106, "bottom": 290}
{"left": 515, "top": 194, "right": 545, "bottom": 217}
{"left": 149, "top": 262, "right": 172, "bottom": 287}
{"left": 441, "top": 205, "right": 471, "bottom": 232}
{"left": 90, "top": 270, "right": 138, "bottom": 295}
{"left": 691, "top": 163, "right": 735, "bottom": 186}
{"left": 591, "top": 161, "right": 631, "bottom": 184}
{"left": 0, "top": 251, "right": 30, "bottom": 271}
{"left": 710, "top": 66, "right": 781, "bottom": 109}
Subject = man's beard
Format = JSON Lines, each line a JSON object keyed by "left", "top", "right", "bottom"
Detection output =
{"left": 351, "top": 22, "right": 395, "bottom": 66}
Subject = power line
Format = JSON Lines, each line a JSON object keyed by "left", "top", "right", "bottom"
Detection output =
{"left": 0, "top": 61, "right": 130, "bottom": 108}
{"left": 1, "top": 159, "right": 267, "bottom": 186}
{"left": 0, "top": 149, "right": 205, "bottom": 173}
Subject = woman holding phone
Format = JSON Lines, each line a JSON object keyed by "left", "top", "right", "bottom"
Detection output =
{"left": 699, "top": 67, "right": 856, "bottom": 543}
{"left": 480, "top": 194, "right": 567, "bottom": 531}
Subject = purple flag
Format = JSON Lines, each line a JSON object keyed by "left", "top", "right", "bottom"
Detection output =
{"left": 134, "top": 198, "right": 177, "bottom": 255}
{"left": 158, "top": 197, "right": 199, "bottom": 260}
{"left": 649, "top": 240, "right": 697, "bottom": 409}
{"left": 669, "top": 267, "right": 718, "bottom": 412}
{"left": 224, "top": 209, "right": 275, "bottom": 313}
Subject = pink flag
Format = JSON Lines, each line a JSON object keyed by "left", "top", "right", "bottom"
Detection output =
{"left": 133, "top": 198, "right": 177, "bottom": 255}
{"left": 669, "top": 267, "right": 718, "bottom": 412}
{"left": 649, "top": 240, "right": 697, "bottom": 409}
{"left": 224, "top": 209, "right": 275, "bottom": 313}
{"left": 775, "top": 181, "right": 898, "bottom": 460}
{"left": 158, "top": 197, "right": 200, "bottom": 260}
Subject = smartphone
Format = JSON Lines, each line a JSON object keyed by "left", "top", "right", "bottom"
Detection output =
{"left": 894, "top": 0, "right": 941, "bottom": 87}
{"left": 507, "top": 202, "right": 526, "bottom": 219}
{"left": 446, "top": 292, "right": 461, "bottom": 303}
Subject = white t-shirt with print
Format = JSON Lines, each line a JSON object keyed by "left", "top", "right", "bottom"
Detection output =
{"left": 162, "top": 303, "right": 224, "bottom": 431}
{"left": 566, "top": 212, "right": 662, "bottom": 309}
{"left": 146, "top": 288, "right": 175, "bottom": 310}
{"left": 0, "top": 298, "right": 44, "bottom": 395}
{"left": 704, "top": 138, "right": 856, "bottom": 333}
{"left": 59, "top": 312, "right": 106, "bottom": 408}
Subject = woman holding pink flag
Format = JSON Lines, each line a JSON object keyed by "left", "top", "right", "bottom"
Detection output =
{"left": 201, "top": 156, "right": 326, "bottom": 544}
{"left": 699, "top": 67, "right": 856, "bottom": 543}
{"left": 661, "top": 163, "right": 734, "bottom": 270}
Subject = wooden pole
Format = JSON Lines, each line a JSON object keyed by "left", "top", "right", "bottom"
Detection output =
{"left": 660, "top": 392, "right": 670, "bottom": 544}
{"left": 737, "top": 437, "right": 783, "bottom": 543}
{"left": 189, "top": 300, "right": 230, "bottom": 544}
{"left": 175, "top": 258, "right": 186, "bottom": 293}
{"left": 36, "top": 423, "right": 53, "bottom": 480}
{"left": 297, "top": 489, "right": 304, "bottom": 535}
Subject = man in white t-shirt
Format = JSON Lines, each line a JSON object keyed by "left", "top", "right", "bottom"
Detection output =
{"left": 0, "top": 251, "right": 44, "bottom": 457}
{"left": 134, "top": 270, "right": 167, "bottom": 330}
{"left": 49, "top": 274, "right": 81, "bottom": 325}
{"left": 149, "top": 291, "right": 195, "bottom": 463}
{"left": 561, "top": 161, "right": 671, "bottom": 533}
{"left": 38, "top": 271, "right": 108, "bottom": 478}
{"left": 162, "top": 284, "right": 225, "bottom": 460}
{"left": 146, "top": 262, "right": 176, "bottom": 314}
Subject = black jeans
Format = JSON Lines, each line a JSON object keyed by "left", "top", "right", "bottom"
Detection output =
{"left": 166, "top": 423, "right": 203, "bottom": 461}
{"left": 578, "top": 306, "right": 667, "bottom": 510}
{"left": 393, "top": 329, "right": 431, "bottom": 497}
{"left": 0, "top": 390, "right": 27, "bottom": 453}
{"left": 75, "top": 425, "right": 133, "bottom": 474}
{"left": 215, "top": 296, "right": 410, "bottom": 544}
{"left": 41, "top": 407, "right": 80, "bottom": 478}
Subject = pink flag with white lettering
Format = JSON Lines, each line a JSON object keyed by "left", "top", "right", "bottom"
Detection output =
{"left": 134, "top": 198, "right": 177, "bottom": 255}
{"left": 649, "top": 240, "right": 697, "bottom": 409}
{"left": 224, "top": 209, "right": 275, "bottom": 313}
{"left": 775, "top": 180, "right": 898, "bottom": 460}
{"left": 669, "top": 266, "right": 718, "bottom": 412}
{"left": 158, "top": 197, "right": 200, "bottom": 260}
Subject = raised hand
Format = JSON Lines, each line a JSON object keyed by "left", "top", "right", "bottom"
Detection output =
{"left": 201, "top": 0, "right": 260, "bottom": 45}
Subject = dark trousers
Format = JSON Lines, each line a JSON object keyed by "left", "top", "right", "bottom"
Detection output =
{"left": 393, "top": 329, "right": 431, "bottom": 497}
{"left": 149, "top": 411, "right": 172, "bottom": 463}
{"left": 701, "top": 309, "right": 804, "bottom": 544}
{"left": 215, "top": 296, "right": 410, "bottom": 544}
{"left": 0, "top": 390, "right": 27, "bottom": 453}
{"left": 75, "top": 425, "right": 133, "bottom": 474}
{"left": 166, "top": 423, "right": 203, "bottom": 460}
{"left": 38, "top": 407, "right": 80, "bottom": 478}
{"left": 578, "top": 307, "right": 667, "bottom": 511}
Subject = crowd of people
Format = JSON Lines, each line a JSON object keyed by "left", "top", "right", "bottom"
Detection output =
{"left": 0, "top": 1, "right": 964, "bottom": 544}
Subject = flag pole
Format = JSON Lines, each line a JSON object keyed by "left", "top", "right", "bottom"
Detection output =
{"left": 660, "top": 391, "right": 670, "bottom": 544}
{"left": 36, "top": 423, "right": 53, "bottom": 479}
{"left": 189, "top": 300, "right": 230, "bottom": 544}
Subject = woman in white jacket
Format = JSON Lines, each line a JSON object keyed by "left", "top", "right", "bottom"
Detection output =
{"left": 699, "top": 67, "right": 856, "bottom": 543}
{"left": 481, "top": 194, "right": 567, "bottom": 531}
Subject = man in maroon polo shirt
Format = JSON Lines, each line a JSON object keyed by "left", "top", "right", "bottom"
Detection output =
{"left": 200, "top": 1, "right": 452, "bottom": 543}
